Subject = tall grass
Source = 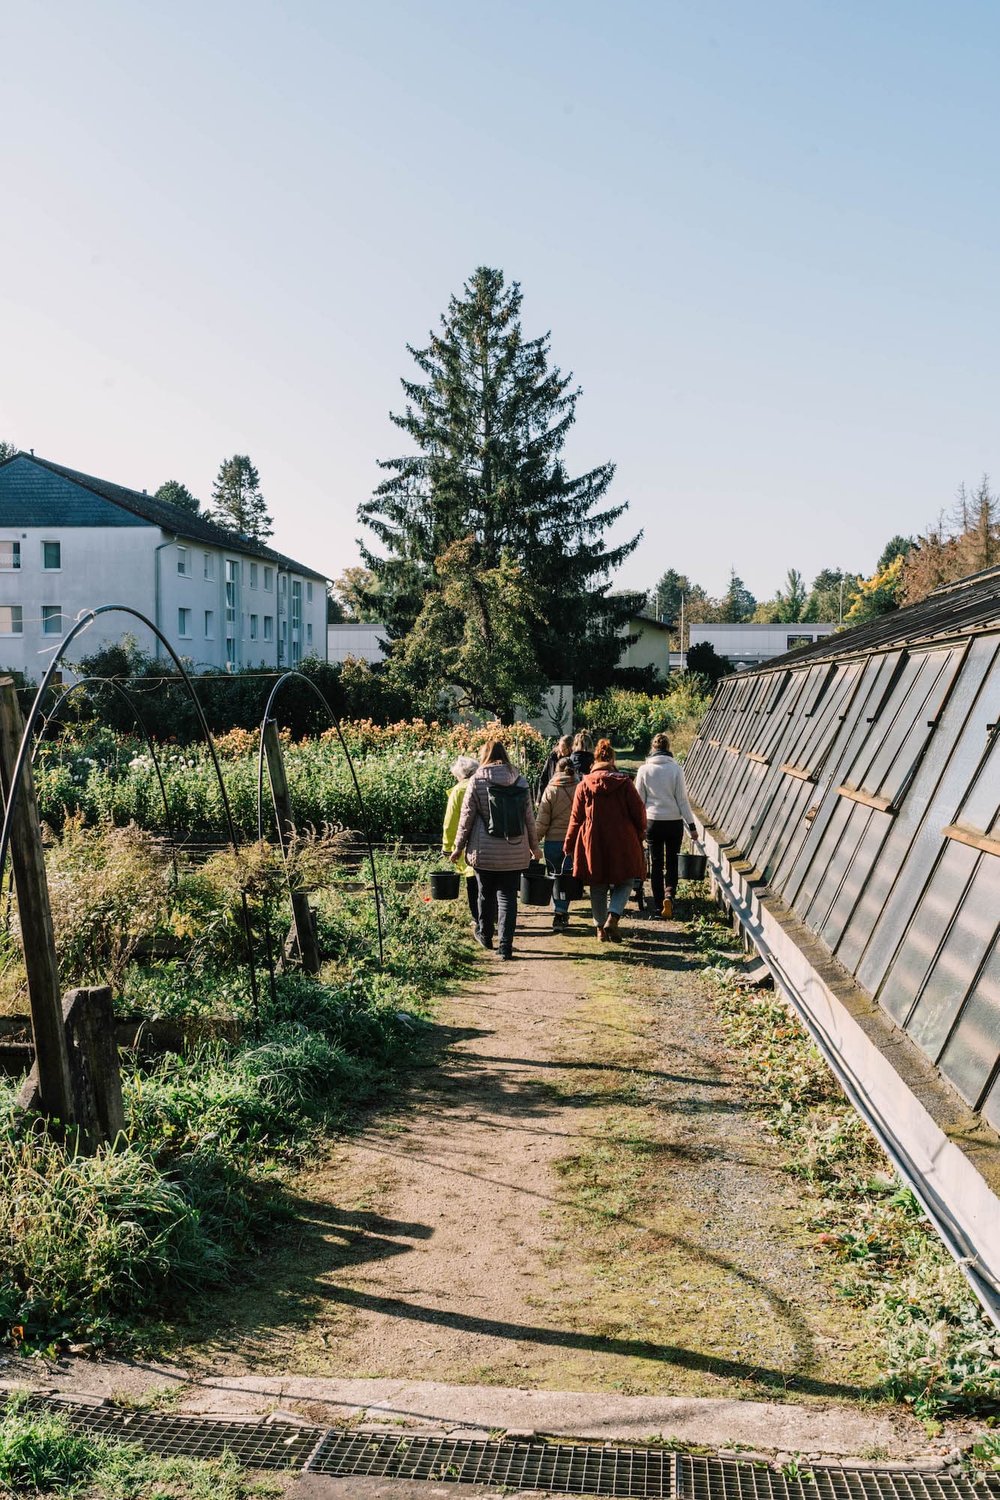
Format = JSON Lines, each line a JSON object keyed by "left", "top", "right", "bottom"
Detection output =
{"left": 0, "top": 842, "right": 469, "bottom": 1351}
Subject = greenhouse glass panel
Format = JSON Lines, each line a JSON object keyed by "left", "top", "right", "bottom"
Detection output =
{"left": 907, "top": 861, "right": 1000, "bottom": 1060}
{"left": 936, "top": 938, "right": 1000, "bottom": 1107}
{"left": 876, "top": 841, "right": 978, "bottom": 1025}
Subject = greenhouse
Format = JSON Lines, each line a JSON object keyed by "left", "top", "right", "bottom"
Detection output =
{"left": 686, "top": 563, "right": 1000, "bottom": 1322}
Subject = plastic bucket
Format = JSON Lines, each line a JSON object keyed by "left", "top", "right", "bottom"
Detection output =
{"left": 677, "top": 852, "right": 707, "bottom": 881}
{"left": 429, "top": 870, "right": 461, "bottom": 900}
{"left": 520, "top": 871, "right": 554, "bottom": 906}
{"left": 555, "top": 871, "right": 584, "bottom": 900}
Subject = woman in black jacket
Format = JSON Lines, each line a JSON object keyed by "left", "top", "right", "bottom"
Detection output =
{"left": 570, "top": 730, "right": 594, "bottom": 779}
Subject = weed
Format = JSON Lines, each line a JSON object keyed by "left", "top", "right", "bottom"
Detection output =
{"left": 691, "top": 895, "right": 1000, "bottom": 1418}
{"left": 968, "top": 1431, "right": 1000, "bottom": 1471}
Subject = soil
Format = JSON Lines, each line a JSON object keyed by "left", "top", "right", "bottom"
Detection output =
{"left": 180, "top": 904, "right": 884, "bottom": 1408}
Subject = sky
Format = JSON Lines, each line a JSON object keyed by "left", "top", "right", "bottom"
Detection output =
{"left": 2, "top": 0, "right": 999, "bottom": 603}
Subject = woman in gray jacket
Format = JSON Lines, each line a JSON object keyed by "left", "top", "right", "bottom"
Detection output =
{"left": 451, "top": 741, "right": 542, "bottom": 960}
{"left": 634, "top": 733, "right": 697, "bottom": 919}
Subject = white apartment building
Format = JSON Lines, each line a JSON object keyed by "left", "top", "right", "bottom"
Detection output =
{"left": 0, "top": 453, "right": 328, "bottom": 680}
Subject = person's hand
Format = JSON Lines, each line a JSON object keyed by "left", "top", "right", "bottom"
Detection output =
{"left": 531, "top": 847, "right": 543, "bottom": 862}
{"left": 688, "top": 823, "right": 698, "bottom": 841}
{"left": 449, "top": 850, "right": 461, "bottom": 864}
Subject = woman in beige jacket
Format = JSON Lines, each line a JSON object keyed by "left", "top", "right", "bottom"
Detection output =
{"left": 535, "top": 756, "right": 578, "bottom": 929}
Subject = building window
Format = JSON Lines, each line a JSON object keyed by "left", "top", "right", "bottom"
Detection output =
{"left": 263, "top": 615, "right": 274, "bottom": 641}
{"left": 0, "top": 606, "right": 23, "bottom": 635}
{"left": 204, "top": 610, "right": 214, "bottom": 638}
{"left": 41, "top": 605, "right": 62, "bottom": 636}
{"left": 250, "top": 614, "right": 258, "bottom": 640}
{"left": 249, "top": 562, "right": 258, "bottom": 588}
{"left": 280, "top": 573, "right": 287, "bottom": 594}
{"left": 0, "top": 542, "right": 20, "bottom": 571}
{"left": 204, "top": 552, "right": 215, "bottom": 580}
{"left": 226, "top": 636, "right": 236, "bottom": 668}
{"left": 177, "top": 546, "right": 190, "bottom": 576}
{"left": 306, "top": 622, "right": 312, "bottom": 646}
{"left": 264, "top": 567, "right": 273, "bottom": 592}
{"left": 42, "top": 540, "right": 61, "bottom": 571}
{"left": 178, "top": 607, "right": 192, "bottom": 637}
{"left": 306, "top": 581, "right": 313, "bottom": 603}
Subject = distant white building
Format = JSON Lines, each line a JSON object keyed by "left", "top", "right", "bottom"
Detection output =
{"left": 690, "top": 621, "right": 839, "bottom": 670}
{"left": 327, "top": 622, "right": 387, "bottom": 664}
{"left": 0, "top": 453, "right": 328, "bottom": 679}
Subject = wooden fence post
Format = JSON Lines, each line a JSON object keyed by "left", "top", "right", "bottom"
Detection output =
{"left": 62, "top": 987, "right": 125, "bottom": 1149}
{"left": 0, "top": 678, "right": 75, "bottom": 1125}
{"left": 262, "top": 719, "right": 321, "bottom": 975}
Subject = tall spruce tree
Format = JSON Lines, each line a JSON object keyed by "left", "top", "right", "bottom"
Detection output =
{"left": 358, "top": 267, "right": 642, "bottom": 689}
{"left": 210, "top": 455, "right": 273, "bottom": 541}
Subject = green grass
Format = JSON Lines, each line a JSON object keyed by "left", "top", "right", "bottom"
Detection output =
{"left": 0, "top": 1394, "right": 278, "bottom": 1497}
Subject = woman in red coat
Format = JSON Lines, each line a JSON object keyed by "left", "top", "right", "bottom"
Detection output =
{"left": 564, "top": 739, "right": 647, "bottom": 943}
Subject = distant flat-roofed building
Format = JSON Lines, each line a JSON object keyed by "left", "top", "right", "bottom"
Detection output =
{"left": 690, "top": 620, "right": 839, "bottom": 670}
{"left": 327, "top": 622, "right": 387, "bottom": 664}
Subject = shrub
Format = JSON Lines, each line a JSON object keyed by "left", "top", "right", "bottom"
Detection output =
{"left": 577, "top": 684, "right": 709, "bottom": 752}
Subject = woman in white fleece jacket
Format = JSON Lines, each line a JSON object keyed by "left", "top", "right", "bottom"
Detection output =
{"left": 633, "top": 733, "right": 698, "bottom": 919}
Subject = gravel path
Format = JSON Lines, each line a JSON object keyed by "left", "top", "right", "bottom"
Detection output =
{"left": 187, "top": 903, "right": 881, "bottom": 1410}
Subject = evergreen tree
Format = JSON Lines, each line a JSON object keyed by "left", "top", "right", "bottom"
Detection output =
{"left": 876, "top": 534, "right": 914, "bottom": 572}
{"left": 801, "top": 567, "right": 860, "bottom": 623}
{"left": 718, "top": 569, "right": 756, "bottom": 622}
{"left": 155, "top": 479, "right": 201, "bottom": 515}
{"left": 773, "top": 567, "right": 807, "bottom": 622}
{"left": 0, "top": 441, "right": 18, "bottom": 463}
{"left": 358, "top": 267, "right": 641, "bottom": 690}
{"left": 209, "top": 455, "right": 273, "bottom": 541}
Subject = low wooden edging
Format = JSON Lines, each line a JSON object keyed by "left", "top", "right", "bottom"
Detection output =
{"left": 0, "top": 1014, "right": 243, "bottom": 1080}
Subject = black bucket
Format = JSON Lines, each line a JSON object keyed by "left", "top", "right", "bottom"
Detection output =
{"left": 678, "top": 852, "right": 707, "bottom": 881}
{"left": 555, "top": 871, "right": 584, "bottom": 901}
{"left": 429, "top": 870, "right": 461, "bottom": 900}
{"left": 520, "top": 870, "right": 554, "bottom": 906}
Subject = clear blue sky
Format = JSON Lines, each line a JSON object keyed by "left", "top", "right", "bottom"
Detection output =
{"left": 3, "top": 0, "right": 998, "bottom": 602}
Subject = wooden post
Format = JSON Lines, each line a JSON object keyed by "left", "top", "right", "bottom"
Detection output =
{"left": 262, "top": 718, "right": 321, "bottom": 974}
{"left": 62, "top": 987, "right": 125, "bottom": 1150}
{"left": 0, "top": 678, "right": 75, "bottom": 1124}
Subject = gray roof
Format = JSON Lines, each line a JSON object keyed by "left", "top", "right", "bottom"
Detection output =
{"left": 0, "top": 454, "right": 328, "bottom": 581}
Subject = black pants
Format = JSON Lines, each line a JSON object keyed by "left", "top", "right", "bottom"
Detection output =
{"left": 476, "top": 868, "right": 520, "bottom": 955}
{"left": 465, "top": 875, "right": 480, "bottom": 926}
{"left": 647, "top": 819, "right": 684, "bottom": 905}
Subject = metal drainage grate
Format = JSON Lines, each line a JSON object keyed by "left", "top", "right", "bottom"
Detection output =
{"left": 27, "top": 1397, "right": 323, "bottom": 1471}
{"left": 677, "top": 1458, "right": 999, "bottom": 1500}
{"left": 306, "top": 1430, "right": 674, "bottom": 1496}
{"left": 15, "top": 1398, "right": 1000, "bottom": 1500}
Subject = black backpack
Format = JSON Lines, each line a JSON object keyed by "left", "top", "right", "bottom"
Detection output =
{"left": 485, "top": 780, "right": 528, "bottom": 840}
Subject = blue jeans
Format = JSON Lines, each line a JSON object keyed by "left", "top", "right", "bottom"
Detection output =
{"left": 589, "top": 881, "right": 634, "bottom": 929}
{"left": 544, "top": 839, "right": 571, "bottom": 913}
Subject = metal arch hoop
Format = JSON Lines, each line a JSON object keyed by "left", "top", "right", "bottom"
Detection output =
{"left": 256, "top": 670, "right": 384, "bottom": 969}
{"left": 0, "top": 605, "right": 259, "bottom": 1014}
{"left": 33, "top": 675, "right": 181, "bottom": 884}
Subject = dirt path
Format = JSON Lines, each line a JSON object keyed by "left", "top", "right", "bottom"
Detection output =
{"left": 185, "top": 906, "right": 883, "bottom": 1409}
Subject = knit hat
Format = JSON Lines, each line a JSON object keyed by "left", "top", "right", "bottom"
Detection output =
{"left": 451, "top": 755, "right": 478, "bottom": 781}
